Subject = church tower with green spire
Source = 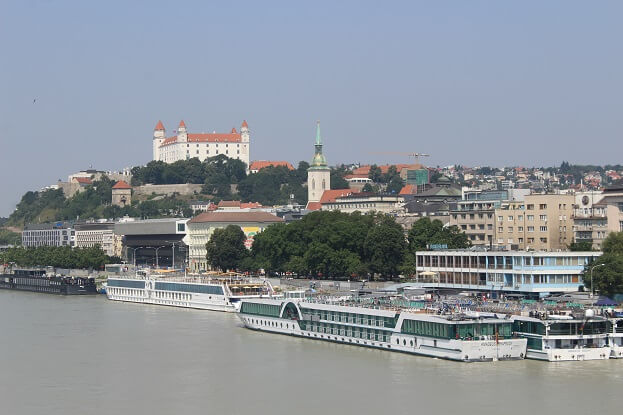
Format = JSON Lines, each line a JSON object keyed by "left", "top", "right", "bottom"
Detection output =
{"left": 307, "top": 121, "right": 331, "bottom": 204}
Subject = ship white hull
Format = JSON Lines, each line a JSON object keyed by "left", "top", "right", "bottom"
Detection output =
{"left": 237, "top": 314, "right": 527, "bottom": 362}
{"left": 526, "top": 347, "right": 610, "bottom": 361}
{"left": 106, "top": 288, "right": 237, "bottom": 312}
{"left": 609, "top": 335, "right": 623, "bottom": 358}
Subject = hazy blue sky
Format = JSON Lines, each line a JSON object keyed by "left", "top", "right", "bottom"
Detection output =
{"left": 1, "top": 1, "right": 622, "bottom": 216}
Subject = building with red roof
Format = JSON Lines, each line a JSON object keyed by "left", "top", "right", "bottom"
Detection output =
{"left": 186, "top": 211, "right": 284, "bottom": 271}
{"left": 152, "top": 119, "right": 250, "bottom": 168}
{"left": 112, "top": 181, "right": 132, "bottom": 207}
{"left": 249, "top": 160, "right": 294, "bottom": 173}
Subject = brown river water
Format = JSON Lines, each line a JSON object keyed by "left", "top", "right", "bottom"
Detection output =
{"left": 1, "top": 291, "right": 621, "bottom": 415}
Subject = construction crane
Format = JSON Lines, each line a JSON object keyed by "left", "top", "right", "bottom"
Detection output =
{"left": 369, "top": 151, "right": 430, "bottom": 165}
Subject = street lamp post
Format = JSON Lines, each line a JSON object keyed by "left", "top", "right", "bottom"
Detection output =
{"left": 590, "top": 263, "right": 606, "bottom": 299}
{"left": 154, "top": 246, "right": 166, "bottom": 268}
{"left": 130, "top": 246, "right": 144, "bottom": 268}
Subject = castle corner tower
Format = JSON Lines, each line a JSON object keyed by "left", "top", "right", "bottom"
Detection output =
{"left": 153, "top": 120, "right": 165, "bottom": 160}
{"left": 307, "top": 121, "right": 331, "bottom": 204}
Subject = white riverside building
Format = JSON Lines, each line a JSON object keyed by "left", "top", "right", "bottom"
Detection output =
{"left": 74, "top": 222, "right": 115, "bottom": 256}
{"left": 22, "top": 222, "right": 75, "bottom": 247}
{"left": 414, "top": 250, "right": 601, "bottom": 297}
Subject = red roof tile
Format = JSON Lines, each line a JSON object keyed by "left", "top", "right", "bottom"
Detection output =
{"left": 241, "top": 120, "right": 248, "bottom": 128}
{"left": 154, "top": 120, "right": 165, "bottom": 131}
{"left": 218, "top": 200, "right": 241, "bottom": 208}
{"left": 112, "top": 180, "right": 132, "bottom": 189}
{"left": 306, "top": 202, "right": 321, "bottom": 211}
{"left": 399, "top": 184, "right": 416, "bottom": 195}
{"left": 179, "top": 120, "right": 186, "bottom": 128}
{"left": 73, "top": 177, "right": 92, "bottom": 185}
{"left": 319, "top": 189, "right": 354, "bottom": 204}
{"left": 249, "top": 161, "right": 294, "bottom": 171}
{"left": 231, "top": 127, "right": 238, "bottom": 133}
{"left": 240, "top": 202, "right": 263, "bottom": 209}
{"left": 188, "top": 211, "right": 283, "bottom": 224}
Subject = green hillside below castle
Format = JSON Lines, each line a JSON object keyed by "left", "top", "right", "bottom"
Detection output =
{"left": 7, "top": 155, "right": 351, "bottom": 227}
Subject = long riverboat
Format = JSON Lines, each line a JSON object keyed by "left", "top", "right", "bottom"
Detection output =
{"left": 106, "top": 272, "right": 275, "bottom": 312}
{"left": 237, "top": 298, "right": 527, "bottom": 362}
{"left": 512, "top": 311, "right": 611, "bottom": 361}
{"left": 0, "top": 269, "right": 98, "bottom": 295}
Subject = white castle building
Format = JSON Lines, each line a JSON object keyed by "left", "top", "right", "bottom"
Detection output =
{"left": 152, "top": 120, "right": 250, "bottom": 167}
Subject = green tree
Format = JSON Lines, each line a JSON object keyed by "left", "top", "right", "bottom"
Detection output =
{"left": 602, "top": 232, "right": 623, "bottom": 255}
{"left": 0, "top": 229, "right": 21, "bottom": 245}
{"left": 569, "top": 241, "right": 594, "bottom": 251}
{"left": 205, "top": 225, "right": 249, "bottom": 271}
{"left": 407, "top": 217, "right": 470, "bottom": 253}
{"left": 583, "top": 254, "right": 623, "bottom": 298}
{"left": 386, "top": 175, "right": 405, "bottom": 194}
{"left": 330, "top": 166, "right": 351, "bottom": 189}
{"left": 362, "top": 183, "right": 374, "bottom": 192}
{"left": 368, "top": 165, "right": 382, "bottom": 183}
{"left": 363, "top": 216, "right": 406, "bottom": 278}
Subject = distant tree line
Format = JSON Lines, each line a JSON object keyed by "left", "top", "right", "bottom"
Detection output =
{"left": 205, "top": 213, "right": 470, "bottom": 280}
{"left": 366, "top": 164, "right": 405, "bottom": 193}
{"left": 0, "top": 245, "right": 120, "bottom": 269}
{"left": 0, "top": 229, "right": 21, "bottom": 245}
{"left": 7, "top": 176, "right": 193, "bottom": 227}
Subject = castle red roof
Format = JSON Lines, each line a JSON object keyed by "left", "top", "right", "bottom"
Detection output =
{"left": 112, "top": 180, "right": 132, "bottom": 189}
{"left": 241, "top": 120, "right": 248, "bottom": 128}
{"left": 179, "top": 120, "right": 186, "bottom": 128}
{"left": 154, "top": 120, "right": 165, "bottom": 131}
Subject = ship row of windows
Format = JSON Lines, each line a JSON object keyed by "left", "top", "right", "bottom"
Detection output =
{"left": 240, "top": 302, "right": 281, "bottom": 317}
{"left": 13, "top": 278, "right": 61, "bottom": 286}
{"left": 401, "top": 319, "right": 513, "bottom": 340}
{"left": 108, "top": 279, "right": 145, "bottom": 289}
{"left": 154, "top": 282, "right": 223, "bottom": 295}
{"left": 302, "top": 322, "right": 391, "bottom": 342}
{"left": 300, "top": 308, "right": 397, "bottom": 328}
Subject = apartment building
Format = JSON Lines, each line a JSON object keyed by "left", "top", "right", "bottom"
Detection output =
{"left": 74, "top": 222, "right": 115, "bottom": 256}
{"left": 449, "top": 189, "right": 529, "bottom": 247}
{"left": 573, "top": 186, "right": 623, "bottom": 249}
{"left": 494, "top": 194, "right": 574, "bottom": 251}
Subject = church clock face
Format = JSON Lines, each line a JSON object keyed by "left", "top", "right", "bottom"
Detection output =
{"left": 582, "top": 196, "right": 589, "bottom": 206}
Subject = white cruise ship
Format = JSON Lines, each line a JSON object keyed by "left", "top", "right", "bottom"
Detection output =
{"left": 106, "top": 272, "right": 275, "bottom": 312}
{"left": 237, "top": 298, "right": 527, "bottom": 362}
{"left": 512, "top": 310, "right": 611, "bottom": 361}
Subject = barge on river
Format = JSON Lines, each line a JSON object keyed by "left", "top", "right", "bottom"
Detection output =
{"left": 237, "top": 298, "right": 527, "bottom": 362}
{"left": 0, "top": 269, "right": 97, "bottom": 295}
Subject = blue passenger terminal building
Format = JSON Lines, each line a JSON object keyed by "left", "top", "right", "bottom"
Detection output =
{"left": 415, "top": 250, "right": 601, "bottom": 297}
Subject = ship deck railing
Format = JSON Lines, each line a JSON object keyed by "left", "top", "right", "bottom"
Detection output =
{"left": 109, "top": 274, "right": 269, "bottom": 286}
